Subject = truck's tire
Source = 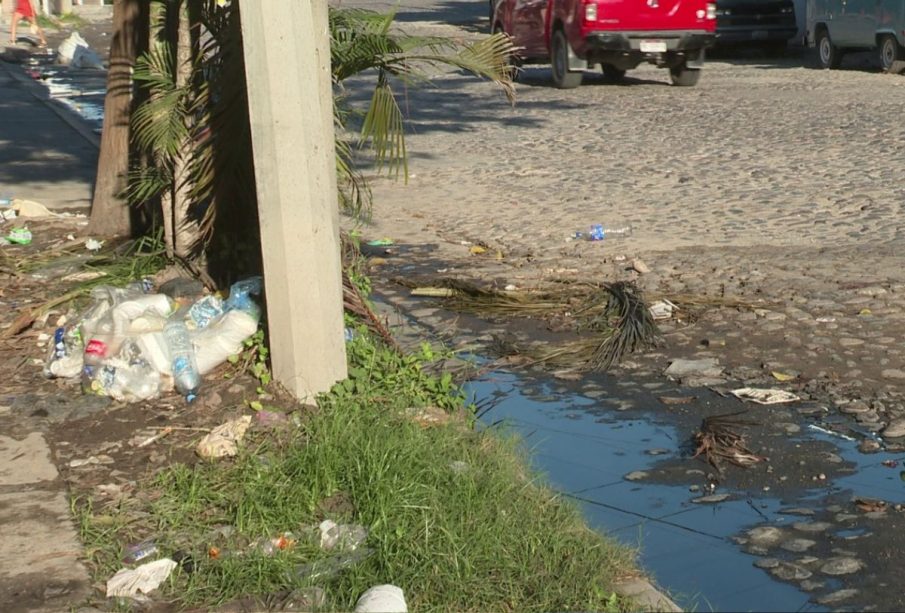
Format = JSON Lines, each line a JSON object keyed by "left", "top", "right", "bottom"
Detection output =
{"left": 669, "top": 63, "right": 701, "bottom": 86}
{"left": 551, "top": 29, "right": 583, "bottom": 89}
{"left": 816, "top": 29, "right": 843, "bottom": 69}
{"left": 879, "top": 34, "right": 905, "bottom": 73}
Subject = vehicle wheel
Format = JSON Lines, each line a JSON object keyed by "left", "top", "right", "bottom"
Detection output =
{"left": 879, "top": 34, "right": 905, "bottom": 73}
{"left": 551, "top": 29, "right": 583, "bottom": 89}
{"left": 669, "top": 63, "right": 701, "bottom": 86}
{"left": 816, "top": 29, "right": 843, "bottom": 69}
{"left": 602, "top": 65, "right": 626, "bottom": 81}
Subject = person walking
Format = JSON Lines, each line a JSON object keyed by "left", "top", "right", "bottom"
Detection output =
{"left": 9, "top": 0, "right": 47, "bottom": 48}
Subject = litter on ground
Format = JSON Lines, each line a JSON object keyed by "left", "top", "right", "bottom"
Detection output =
{"left": 731, "top": 388, "right": 800, "bottom": 405}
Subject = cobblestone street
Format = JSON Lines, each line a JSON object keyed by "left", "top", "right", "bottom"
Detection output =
{"left": 355, "top": 33, "right": 905, "bottom": 429}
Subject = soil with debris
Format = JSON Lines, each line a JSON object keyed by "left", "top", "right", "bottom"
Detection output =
{"left": 0, "top": 217, "right": 306, "bottom": 612}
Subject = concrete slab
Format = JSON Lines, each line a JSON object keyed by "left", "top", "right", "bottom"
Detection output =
{"left": 0, "top": 56, "right": 96, "bottom": 212}
{"left": 0, "top": 433, "right": 59, "bottom": 486}
{"left": 0, "top": 490, "right": 90, "bottom": 610}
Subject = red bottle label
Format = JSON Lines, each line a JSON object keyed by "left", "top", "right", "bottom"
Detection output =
{"left": 85, "top": 339, "right": 108, "bottom": 357}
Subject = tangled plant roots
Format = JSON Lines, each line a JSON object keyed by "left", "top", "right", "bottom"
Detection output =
{"left": 693, "top": 412, "right": 767, "bottom": 477}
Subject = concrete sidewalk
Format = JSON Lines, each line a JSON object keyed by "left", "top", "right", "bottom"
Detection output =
{"left": 0, "top": 30, "right": 97, "bottom": 212}
{"left": 0, "top": 34, "right": 97, "bottom": 613}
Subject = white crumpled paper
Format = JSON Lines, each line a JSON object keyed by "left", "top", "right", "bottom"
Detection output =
{"left": 196, "top": 415, "right": 252, "bottom": 459}
{"left": 731, "top": 388, "right": 800, "bottom": 405}
{"left": 106, "top": 558, "right": 177, "bottom": 599}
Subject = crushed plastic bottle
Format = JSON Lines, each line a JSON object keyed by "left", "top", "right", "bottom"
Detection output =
{"left": 123, "top": 540, "right": 158, "bottom": 564}
{"left": 187, "top": 295, "right": 224, "bottom": 329}
{"left": 163, "top": 313, "right": 201, "bottom": 401}
{"left": 84, "top": 354, "right": 161, "bottom": 402}
{"left": 81, "top": 312, "right": 126, "bottom": 392}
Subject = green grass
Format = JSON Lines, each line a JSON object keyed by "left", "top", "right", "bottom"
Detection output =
{"left": 58, "top": 12, "right": 88, "bottom": 27}
{"left": 34, "top": 12, "right": 87, "bottom": 30}
{"left": 75, "top": 327, "right": 639, "bottom": 611}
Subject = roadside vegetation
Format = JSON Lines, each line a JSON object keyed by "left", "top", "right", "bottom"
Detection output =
{"left": 36, "top": 12, "right": 87, "bottom": 31}
{"left": 75, "top": 305, "right": 638, "bottom": 611}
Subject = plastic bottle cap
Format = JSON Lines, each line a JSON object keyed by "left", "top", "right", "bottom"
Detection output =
{"left": 186, "top": 393, "right": 197, "bottom": 403}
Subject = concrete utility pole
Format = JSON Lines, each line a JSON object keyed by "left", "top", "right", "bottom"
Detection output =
{"left": 239, "top": 0, "right": 348, "bottom": 402}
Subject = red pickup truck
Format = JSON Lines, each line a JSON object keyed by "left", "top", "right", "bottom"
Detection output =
{"left": 491, "top": 0, "right": 717, "bottom": 88}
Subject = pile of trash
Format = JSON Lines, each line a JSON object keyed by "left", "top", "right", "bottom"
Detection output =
{"left": 45, "top": 276, "right": 263, "bottom": 403}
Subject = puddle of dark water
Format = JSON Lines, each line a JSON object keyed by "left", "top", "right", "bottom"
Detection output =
{"left": 468, "top": 369, "right": 827, "bottom": 613}
{"left": 807, "top": 428, "right": 905, "bottom": 502}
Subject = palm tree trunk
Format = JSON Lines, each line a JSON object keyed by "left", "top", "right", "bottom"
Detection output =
{"left": 171, "top": 0, "right": 197, "bottom": 260}
{"left": 86, "top": 0, "right": 141, "bottom": 238}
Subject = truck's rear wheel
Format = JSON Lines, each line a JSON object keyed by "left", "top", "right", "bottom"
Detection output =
{"left": 669, "top": 63, "right": 701, "bottom": 86}
{"left": 816, "top": 29, "right": 843, "bottom": 69}
{"left": 551, "top": 29, "right": 583, "bottom": 89}
{"left": 879, "top": 34, "right": 905, "bottom": 73}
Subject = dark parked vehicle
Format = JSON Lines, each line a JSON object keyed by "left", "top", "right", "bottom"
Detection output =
{"left": 491, "top": 0, "right": 717, "bottom": 88}
{"left": 713, "top": 0, "right": 798, "bottom": 53}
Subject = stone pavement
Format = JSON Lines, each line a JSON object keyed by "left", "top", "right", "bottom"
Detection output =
{"left": 0, "top": 27, "right": 95, "bottom": 613}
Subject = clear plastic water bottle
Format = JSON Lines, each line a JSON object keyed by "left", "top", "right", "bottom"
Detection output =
{"left": 163, "top": 314, "right": 201, "bottom": 401}
{"left": 586, "top": 224, "right": 633, "bottom": 241}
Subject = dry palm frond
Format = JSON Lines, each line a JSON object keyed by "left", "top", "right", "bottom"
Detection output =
{"left": 439, "top": 279, "right": 570, "bottom": 317}
{"left": 502, "top": 282, "right": 660, "bottom": 372}
{"left": 693, "top": 411, "right": 766, "bottom": 476}
{"left": 342, "top": 271, "right": 398, "bottom": 350}
{"left": 657, "top": 293, "right": 769, "bottom": 311}
{"left": 394, "top": 277, "right": 580, "bottom": 318}
{"left": 582, "top": 282, "right": 660, "bottom": 370}
{"left": 341, "top": 233, "right": 398, "bottom": 350}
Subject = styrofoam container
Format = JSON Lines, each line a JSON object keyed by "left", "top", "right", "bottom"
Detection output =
{"left": 354, "top": 585, "right": 407, "bottom": 613}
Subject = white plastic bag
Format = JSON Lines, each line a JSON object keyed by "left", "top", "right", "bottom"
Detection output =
{"left": 70, "top": 44, "right": 105, "bottom": 70}
{"left": 193, "top": 309, "right": 258, "bottom": 375}
{"left": 57, "top": 32, "right": 89, "bottom": 65}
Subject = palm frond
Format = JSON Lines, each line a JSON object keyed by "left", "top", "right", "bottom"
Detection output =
{"left": 359, "top": 71, "right": 407, "bottom": 178}
{"left": 585, "top": 282, "right": 660, "bottom": 370}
